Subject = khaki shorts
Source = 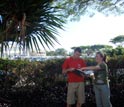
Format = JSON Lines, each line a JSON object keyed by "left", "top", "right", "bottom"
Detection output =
{"left": 67, "top": 82, "right": 85, "bottom": 105}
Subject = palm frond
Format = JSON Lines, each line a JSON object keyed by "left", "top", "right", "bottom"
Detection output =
{"left": 0, "top": 0, "right": 65, "bottom": 55}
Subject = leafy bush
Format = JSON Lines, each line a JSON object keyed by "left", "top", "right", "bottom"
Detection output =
{"left": 0, "top": 56, "right": 124, "bottom": 89}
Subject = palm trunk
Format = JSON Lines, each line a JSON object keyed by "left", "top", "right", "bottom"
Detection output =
{"left": 20, "top": 13, "right": 26, "bottom": 55}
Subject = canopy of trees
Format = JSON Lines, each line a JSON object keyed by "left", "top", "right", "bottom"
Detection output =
{"left": 71, "top": 43, "right": 124, "bottom": 57}
{"left": 53, "top": 0, "right": 124, "bottom": 21}
{"left": 46, "top": 48, "right": 67, "bottom": 56}
{"left": 110, "top": 35, "right": 124, "bottom": 47}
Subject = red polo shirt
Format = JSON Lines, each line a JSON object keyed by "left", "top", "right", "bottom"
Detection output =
{"left": 62, "top": 57, "right": 86, "bottom": 82}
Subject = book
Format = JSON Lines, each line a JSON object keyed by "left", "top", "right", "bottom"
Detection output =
{"left": 84, "top": 70, "right": 94, "bottom": 75}
{"left": 73, "top": 69, "right": 94, "bottom": 76}
{"left": 73, "top": 69, "right": 86, "bottom": 76}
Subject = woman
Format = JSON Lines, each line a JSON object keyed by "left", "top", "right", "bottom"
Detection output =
{"left": 80, "top": 52, "right": 112, "bottom": 107}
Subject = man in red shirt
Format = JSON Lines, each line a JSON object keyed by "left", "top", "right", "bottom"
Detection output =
{"left": 62, "top": 47, "right": 86, "bottom": 107}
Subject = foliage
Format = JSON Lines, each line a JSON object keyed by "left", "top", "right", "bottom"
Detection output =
{"left": 90, "top": 45, "right": 113, "bottom": 51}
{"left": 46, "top": 48, "right": 67, "bottom": 56}
{"left": 0, "top": 56, "right": 124, "bottom": 89}
{"left": 0, "top": 57, "right": 124, "bottom": 107}
{"left": 0, "top": 58, "right": 66, "bottom": 89}
{"left": 71, "top": 44, "right": 113, "bottom": 57}
{"left": 72, "top": 44, "right": 124, "bottom": 57}
{"left": 106, "top": 46, "right": 124, "bottom": 57}
{"left": 55, "top": 48, "right": 67, "bottom": 56}
{"left": 110, "top": 35, "right": 124, "bottom": 47}
{"left": 0, "top": 82, "right": 124, "bottom": 107}
{"left": 53, "top": 0, "right": 124, "bottom": 21}
{"left": 85, "top": 58, "right": 96, "bottom": 66}
{"left": 0, "top": 0, "right": 65, "bottom": 55}
{"left": 42, "top": 58, "right": 65, "bottom": 77}
{"left": 46, "top": 50, "right": 56, "bottom": 56}
{"left": 107, "top": 55, "right": 124, "bottom": 69}
{"left": 1, "top": 0, "right": 124, "bottom": 56}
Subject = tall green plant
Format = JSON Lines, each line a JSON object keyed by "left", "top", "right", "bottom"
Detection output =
{"left": 0, "top": 0, "right": 65, "bottom": 56}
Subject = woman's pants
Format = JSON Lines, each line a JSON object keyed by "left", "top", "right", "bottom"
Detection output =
{"left": 94, "top": 84, "right": 112, "bottom": 107}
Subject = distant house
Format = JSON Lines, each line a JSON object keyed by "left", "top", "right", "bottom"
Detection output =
{"left": 1, "top": 42, "right": 46, "bottom": 59}
{"left": 29, "top": 51, "right": 46, "bottom": 56}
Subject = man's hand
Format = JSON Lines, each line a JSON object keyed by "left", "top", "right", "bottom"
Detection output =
{"left": 68, "top": 68, "right": 75, "bottom": 72}
{"left": 62, "top": 68, "right": 75, "bottom": 74}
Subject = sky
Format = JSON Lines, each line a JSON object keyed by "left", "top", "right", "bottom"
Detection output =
{"left": 53, "top": 13, "right": 124, "bottom": 52}
{"left": 1, "top": 14, "right": 124, "bottom": 52}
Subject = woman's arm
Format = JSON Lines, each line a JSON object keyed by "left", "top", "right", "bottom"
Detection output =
{"left": 80, "top": 65, "right": 100, "bottom": 71}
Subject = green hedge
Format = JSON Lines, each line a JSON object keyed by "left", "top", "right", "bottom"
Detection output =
{"left": 0, "top": 56, "right": 124, "bottom": 89}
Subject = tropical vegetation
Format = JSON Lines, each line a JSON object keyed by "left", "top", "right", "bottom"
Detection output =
{"left": 0, "top": 0, "right": 65, "bottom": 56}
{"left": 0, "top": 0, "right": 124, "bottom": 56}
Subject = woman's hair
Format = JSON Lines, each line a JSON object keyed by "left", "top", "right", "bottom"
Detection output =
{"left": 96, "top": 52, "right": 107, "bottom": 63}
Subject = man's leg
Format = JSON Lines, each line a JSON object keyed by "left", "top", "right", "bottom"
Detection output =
{"left": 67, "top": 83, "right": 77, "bottom": 107}
{"left": 67, "top": 104, "right": 71, "bottom": 107}
{"left": 77, "top": 82, "right": 85, "bottom": 107}
{"left": 76, "top": 103, "right": 81, "bottom": 107}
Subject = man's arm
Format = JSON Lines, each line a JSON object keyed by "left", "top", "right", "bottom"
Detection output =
{"left": 62, "top": 68, "right": 75, "bottom": 74}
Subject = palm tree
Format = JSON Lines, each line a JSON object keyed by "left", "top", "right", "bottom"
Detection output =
{"left": 0, "top": 0, "right": 65, "bottom": 57}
